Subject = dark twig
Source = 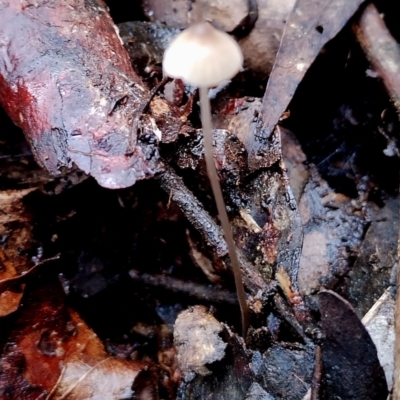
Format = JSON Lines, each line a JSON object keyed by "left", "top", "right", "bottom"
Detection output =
{"left": 128, "top": 269, "right": 238, "bottom": 305}
{"left": 273, "top": 293, "right": 310, "bottom": 345}
{"left": 157, "top": 166, "right": 268, "bottom": 297}
{"left": 158, "top": 166, "right": 228, "bottom": 258}
{"left": 311, "top": 345, "right": 323, "bottom": 400}
{"left": 0, "top": 254, "right": 61, "bottom": 293}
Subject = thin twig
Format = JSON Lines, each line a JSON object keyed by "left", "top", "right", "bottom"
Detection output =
{"left": 157, "top": 167, "right": 268, "bottom": 296}
{"left": 158, "top": 166, "right": 228, "bottom": 258}
{"left": 199, "top": 86, "right": 249, "bottom": 337}
{"left": 0, "top": 254, "right": 61, "bottom": 293}
{"left": 311, "top": 345, "right": 322, "bottom": 400}
{"left": 128, "top": 270, "right": 238, "bottom": 305}
{"left": 354, "top": 4, "right": 400, "bottom": 115}
{"left": 273, "top": 293, "right": 310, "bottom": 345}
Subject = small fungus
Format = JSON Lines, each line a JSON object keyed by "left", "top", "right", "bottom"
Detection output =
{"left": 163, "top": 22, "right": 243, "bottom": 87}
{"left": 163, "top": 22, "right": 249, "bottom": 336}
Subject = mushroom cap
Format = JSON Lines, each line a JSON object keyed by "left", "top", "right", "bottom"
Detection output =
{"left": 163, "top": 22, "right": 243, "bottom": 87}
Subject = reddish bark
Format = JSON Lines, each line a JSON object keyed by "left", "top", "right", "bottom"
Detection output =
{"left": 0, "top": 0, "right": 163, "bottom": 188}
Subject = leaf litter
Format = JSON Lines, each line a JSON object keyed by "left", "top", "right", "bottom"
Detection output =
{"left": 1, "top": 0, "right": 399, "bottom": 398}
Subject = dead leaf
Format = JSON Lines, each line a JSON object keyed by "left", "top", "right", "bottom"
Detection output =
{"left": 362, "top": 289, "right": 395, "bottom": 392}
{"left": 0, "top": 278, "right": 154, "bottom": 399}
{"left": 317, "top": 290, "right": 388, "bottom": 399}
{"left": 239, "top": 0, "right": 296, "bottom": 78}
{"left": 252, "top": 0, "right": 367, "bottom": 169}
{"left": 0, "top": 188, "right": 36, "bottom": 316}
{"left": 49, "top": 356, "right": 150, "bottom": 400}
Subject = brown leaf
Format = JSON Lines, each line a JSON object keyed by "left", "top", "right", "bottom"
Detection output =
{"left": 0, "top": 188, "right": 36, "bottom": 316}
{"left": 317, "top": 290, "right": 388, "bottom": 399}
{"left": 49, "top": 356, "right": 149, "bottom": 400}
{"left": 239, "top": 0, "right": 295, "bottom": 78}
{"left": 0, "top": 279, "right": 155, "bottom": 399}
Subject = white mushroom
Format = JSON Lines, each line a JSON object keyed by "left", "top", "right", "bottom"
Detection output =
{"left": 163, "top": 22, "right": 243, "bottom": 87}
{"left": 163, "top": 22, "right": 249, "bottom": 336}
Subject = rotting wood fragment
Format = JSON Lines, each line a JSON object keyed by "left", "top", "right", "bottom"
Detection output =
{"left": 176, "top": 319, "right": 254, "bottom": 400}
{"left": 0, "top": 0, "right": 163, "bottom": 189}
{"left": 174, "top": 306, "right": 227, "bottom": 377}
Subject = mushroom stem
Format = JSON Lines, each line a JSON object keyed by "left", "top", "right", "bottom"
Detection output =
{"left": 199, "top": 86, "right": 249, "bottom": 337}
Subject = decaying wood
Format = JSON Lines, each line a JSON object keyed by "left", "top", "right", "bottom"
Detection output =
{"left": 0, "top": 0, "right": 163, "bottom": 189}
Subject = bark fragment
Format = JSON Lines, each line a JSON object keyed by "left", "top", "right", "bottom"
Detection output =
{"left": 0, "top": 0, "right": 163, "bottom": 189}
